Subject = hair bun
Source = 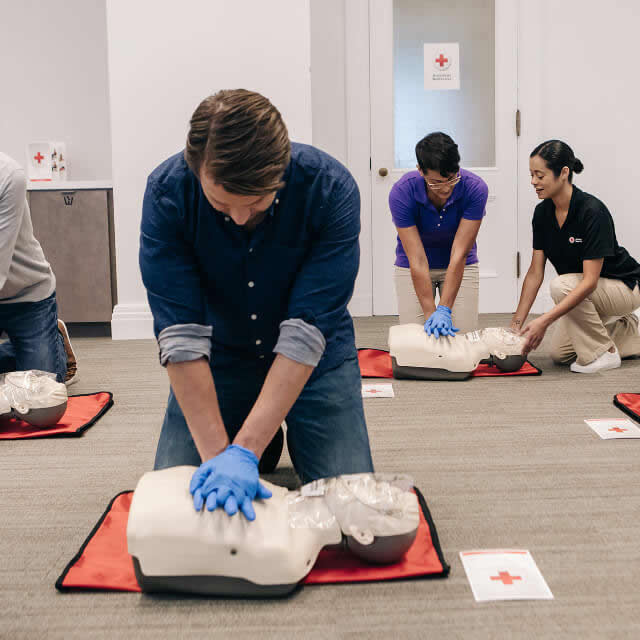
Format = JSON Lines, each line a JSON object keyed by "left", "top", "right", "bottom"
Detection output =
{"left": 573, "top": 158, "right": 584, "bottom": 174}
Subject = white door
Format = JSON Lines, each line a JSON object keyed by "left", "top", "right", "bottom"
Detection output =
{"left": 369, "top": 0, "right": 519, "bottom": 315}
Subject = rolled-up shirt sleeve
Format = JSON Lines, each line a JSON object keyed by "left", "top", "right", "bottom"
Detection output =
{"left": 139, "top": 180, "right": 212, "bottom": 365}
{"left": 157, "top": 323, "right": 212, "bottom": 365}
{"left": 274, "top": 174, "right": 360, "bottom": 367}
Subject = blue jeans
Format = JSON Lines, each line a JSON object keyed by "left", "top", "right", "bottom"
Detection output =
{"left": 0, "top": 292, "right": 66, "bottom": 383}
{"left": 154, "top": 354, "right": 374, "bottom": 483}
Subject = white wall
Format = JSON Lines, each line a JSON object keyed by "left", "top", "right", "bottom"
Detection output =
{"left": 0, "top": 0, "right": 112, "bottom": 180}
{"left": 310, "top": 0, "right": 372, "bottom": 316}
{"left": 310, "top": 0, "right": 347, "bottom": 165}
{"left": 518, "top": 0, "right": 640, "bottom": 313}
{"left": 107, "top": 0, "right": 312, "bottom": 338}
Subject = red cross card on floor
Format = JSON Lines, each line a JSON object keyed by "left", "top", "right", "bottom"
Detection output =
{"left": 459, "top": 550, "right": 553, "bottom": 602}
{"left": 584, "top": 418, "right": 640, "bottom": 439}
{"left": 361, "top": 382, "right": 394, "bottom": 398}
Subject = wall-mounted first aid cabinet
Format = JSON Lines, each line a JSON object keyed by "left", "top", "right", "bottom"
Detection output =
{"left": 27, "top": 182, "right": 117, "bottom": 322}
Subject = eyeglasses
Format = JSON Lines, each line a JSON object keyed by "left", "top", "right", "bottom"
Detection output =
{"left": 425, "top": 173, "right": 461, "bottom": 191}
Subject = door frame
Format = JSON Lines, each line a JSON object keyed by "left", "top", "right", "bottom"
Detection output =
{"left": 345, "top": 0, "right": 523, "bottom": 316}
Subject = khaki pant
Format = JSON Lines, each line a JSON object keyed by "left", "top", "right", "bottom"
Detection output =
{"left": 549, "top": 274, "right": 640, "bottom": 365}
{"left": 394, "top": 263, "right": 480, "bottom": 332}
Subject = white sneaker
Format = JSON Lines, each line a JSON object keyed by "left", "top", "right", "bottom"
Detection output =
{"left": 570, "top": 347, "right": 621, "bottom": 374}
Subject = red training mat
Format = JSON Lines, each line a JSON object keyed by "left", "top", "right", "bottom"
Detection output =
{"left": 55, "top": 487, "right": 449, "bottom": 592}
{"left": 358, "top": 348, "right": 541, "bottom": 378}
{"left": 613, "top": 393, "right": 640, "bottom": 423}
{"left": 0, "top": 392, "right": 113, "bottom": 440}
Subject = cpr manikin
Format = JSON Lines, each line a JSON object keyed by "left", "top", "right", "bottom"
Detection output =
{"left": 127, "top": 468, "right": 420, "bottom": 597}
{"left": 389, "top": 324, "right": 528, "bottom": 380}
{"left": 0, "top": 370, "right": 68, "bottom": 426}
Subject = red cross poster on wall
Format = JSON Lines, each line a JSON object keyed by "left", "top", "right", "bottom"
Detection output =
{"left": 424, "top": 43, "right": 460, "bottom": 90}
{"left": 26, "top": 142, "right": 68, "bottom": 183}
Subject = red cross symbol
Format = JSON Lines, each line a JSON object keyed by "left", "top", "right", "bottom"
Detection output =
{"left": 34, "top": 152, "right": 45, "bottom": 164}
{"left": 368, "top": 389, "right": 381, "bottom": 394}
{"left": 435, "top": 54, "right": 449, "bottom": 67}
{"left": 490, "top": 571, "right": 522, "bottom": 585}
{"left": 609, "top": 427, "right": 628, "bottom": 433}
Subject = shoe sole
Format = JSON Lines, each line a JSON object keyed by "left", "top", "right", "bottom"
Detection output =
{"left": 570, "top": 360, "right": 621, "bottom": 374}
{"left": 57, "top": 319, "right": 79, "bottom": 386}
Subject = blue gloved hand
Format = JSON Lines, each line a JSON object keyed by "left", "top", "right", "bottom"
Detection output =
{"left": 189, "top": 444, "right": 272, "bottom": 520}
{"left": 424, "top": 304, "right": 460, "bottom": 338}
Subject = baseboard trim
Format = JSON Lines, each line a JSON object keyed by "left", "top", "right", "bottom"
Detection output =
{"left": 111, "top": 304, "right": 155, "bottom": 340}
{"left": 349, "top": 293, "right": 372, "bottom": 317}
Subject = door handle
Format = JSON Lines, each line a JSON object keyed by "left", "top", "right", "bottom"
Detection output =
{"left": 378, "top": 168, "right": 389, "bottom": 177}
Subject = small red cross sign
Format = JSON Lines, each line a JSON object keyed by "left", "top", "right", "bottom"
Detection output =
{"left": 368, "top": 389, "right": 381, "bottom": 394}
{"left": 34, "top": 152, "right": 45, "bottom": 164}
{"left": 609, "top": 427, "right": 628, "bottom": 433}
{"left": 490, "top": 571, "right": 522, "bottom": 585}
{"left": 435, "top": 54, "right": 448, "bottom": 67}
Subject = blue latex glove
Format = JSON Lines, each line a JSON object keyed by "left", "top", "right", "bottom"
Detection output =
{"left": 189, "top": 444, "right": 272, "bottom": 520}
{"left": 424, "top": 305, "right": 460, "bottom": 338}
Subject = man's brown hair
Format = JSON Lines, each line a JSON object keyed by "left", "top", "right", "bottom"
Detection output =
{"left": 185, "top": 89, "right": 291, "bottom": 196}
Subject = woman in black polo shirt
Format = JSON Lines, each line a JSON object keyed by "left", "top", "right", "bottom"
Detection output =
{"left": 512, "top": 140, "right": 640, "bottom": 373}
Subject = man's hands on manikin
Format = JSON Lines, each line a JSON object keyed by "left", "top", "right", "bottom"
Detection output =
{"left": 190, "top": 444, "right": 272, "bottom": 521}
{"left": 424, "top": 304, "right": 460, "bottom": 338}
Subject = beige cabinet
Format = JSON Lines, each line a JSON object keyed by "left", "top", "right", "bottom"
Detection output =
{"left": 27, "top": 189, "right": 117, "bottom": 322}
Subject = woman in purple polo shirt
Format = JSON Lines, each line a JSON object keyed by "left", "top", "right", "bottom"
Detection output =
{"left": 389, "top": 132, "right": 488, "bottom": 337}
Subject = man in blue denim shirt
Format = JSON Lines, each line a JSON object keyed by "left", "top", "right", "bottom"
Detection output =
{"left": 140, "top": 90, "right": 374, "bottom": 521}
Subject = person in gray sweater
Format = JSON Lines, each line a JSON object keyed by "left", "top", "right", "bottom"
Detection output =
{"left": 0, "top": 152, "right": 77, "bottom": 385}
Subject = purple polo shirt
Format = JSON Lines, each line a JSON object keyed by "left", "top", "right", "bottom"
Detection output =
{"left": 389, "top": 168, "right": 488, "bottom": 269}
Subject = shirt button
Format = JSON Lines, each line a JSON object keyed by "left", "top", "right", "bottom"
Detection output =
{"left": 248, "top": 281, "right": 255, "bottom": 288}
{"left": 256, "top": 339, "right": 262, "bottom": 345}
{"left": 259, "top": 355, "right": 265, "bottom": 359}
{"left": 275, "top": 198, "right": 280, "bottom": 205}
{"left": 440, "top": 216, "right": 443, "bottom": 219}
{"left": 249, "top": 248, "right": 253, "bottom": 253}
{"left": 224, "top": 216, "right": 230, "bottom": 221}
{"left": 250, "top": 314, "right": 257, "bottom": 320}
{"left": 437, "top": 224, "right": 440, "bottom": 227}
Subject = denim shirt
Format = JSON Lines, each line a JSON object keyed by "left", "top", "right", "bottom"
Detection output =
{"left": 139, "top": 142, "right": 360, "bottom": 375}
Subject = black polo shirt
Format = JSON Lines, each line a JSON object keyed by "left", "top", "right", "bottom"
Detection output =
{"left": 532, "top": 186, "right": 640, "bottom": 290}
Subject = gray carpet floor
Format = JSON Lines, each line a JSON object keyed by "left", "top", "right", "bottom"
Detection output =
{"left": 1, "top": 314, "right": 639, "bottom": 639}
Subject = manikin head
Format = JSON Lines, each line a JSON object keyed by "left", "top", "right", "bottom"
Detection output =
{"left": 184, "top": 89, "right": 291, "bottom": 227}
{"left": 529, "top": 139, "right": 584, "bottom": 201}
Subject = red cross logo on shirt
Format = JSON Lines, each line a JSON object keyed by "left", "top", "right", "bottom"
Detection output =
{"left": 34, "top": 152, "right": 45, "bottom": 164}
{"left": 490, "top": 571, "right": 522, "bottom": 585}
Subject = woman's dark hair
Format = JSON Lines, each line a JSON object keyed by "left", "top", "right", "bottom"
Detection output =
{"left": 415, "top": 132, "right": 460, "bottom": 177}
{"left": 530, "top": 140, "right": 584, "bottom": 183}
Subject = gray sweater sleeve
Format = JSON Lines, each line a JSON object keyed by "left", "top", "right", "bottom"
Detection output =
{"left": 157, "top": 323, "right": 213, "bottom": 366}
{"left": 0, "top": 165, "right": 26, "bottom": 289}
{"left": 273, "top": 318, "right": 327, "bottom": 367}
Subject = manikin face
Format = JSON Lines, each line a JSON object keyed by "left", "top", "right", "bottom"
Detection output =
{"left": 200, "top": 170, "right": 277, "bottom": 227}
{"left": 419, "top": 167, "right": 459, "bottom": 200}
{"left": 529, "top": 155, "right": 569, "bottom": 200}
